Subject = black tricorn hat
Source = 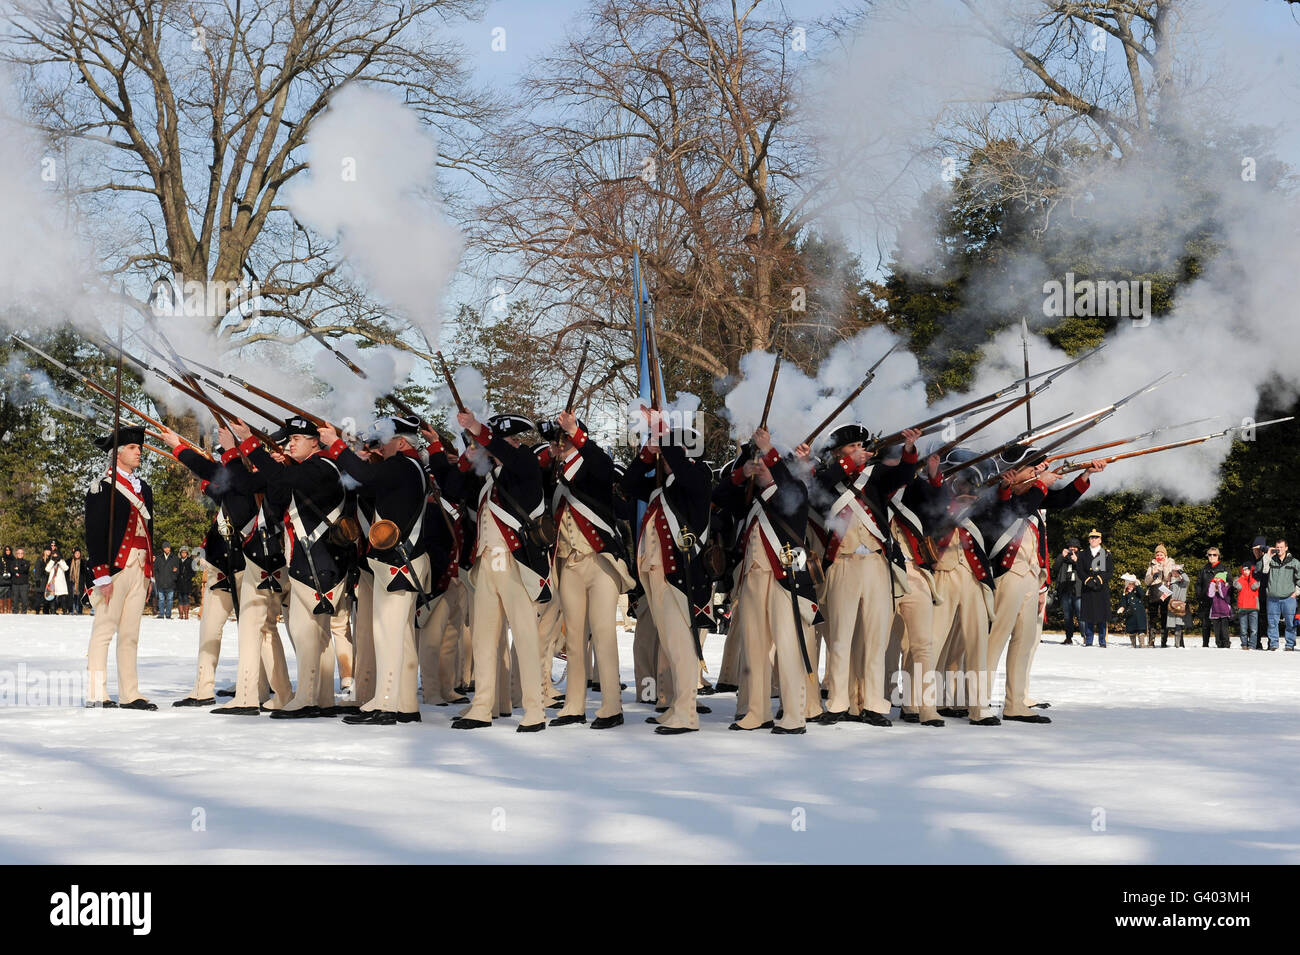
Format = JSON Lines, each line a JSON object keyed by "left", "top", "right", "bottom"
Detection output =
{"left": 270, "top": 417, "right": 320, "bottom": 443}
{"left": 383, "top": 415, "right": 421, "bottom": 439}
{"left": 488, "top": 414, "right": 534, "bottom": 438}
{"left": 826, "top": 424, "right": 871, "bottom": 451}
{"left": 94, "top": 426, "right": 145, "bottom": 452}
{"left": 536, "top": 419, "right": 561, "bottom": 442}
{"left": 998, "top": 443, "right": 1042, "bottom": 468}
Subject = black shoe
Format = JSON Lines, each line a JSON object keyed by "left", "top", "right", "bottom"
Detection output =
{"left": 317, "top": 706, "right": 347, "bottom": 718}
{"left": 343, "top": 710, "right": 398, "bottom": 725}
{"left": 1031, "top": 702, "right": 1052, "bottom": 709}
{"left": 451, "top": 718, "right": 491, "bottom": 729}
{"left": 900, "top": 712, "right": 920, "bottom": 723}
{"left": 85, "top": 699, "right": 119, "bottom": 709}
{"left": 969, "top": 716, "right": 1001, "bottom": 726}
{"left": 654, "top": 705, "right": 669, "bottom": 713}
{"left": 921, "top": 718, "right": 946, "bottom": 727}
{"left": 697, "top": 682, "right": 716, "bottom": 696}
{"left": 211, "top": 706, "right": 260, "bottom": 716}
{"left": 516, "top": 721, "right": 546, "bottom": 733}
{"left": 396, "top": 711, "right": 422, "bottom": 723}
{"left": 696, "top": 704, "right": 712, "bottom": 714}
{"left": 1004, "top": 713, "right": 1052, "bottom": 724}
{"left": 775, "top": 708, "right": 783, "bottom": 720}
{"left": 545, "top": 697, "right": 566, "bottom": 708}
{"left": 216, "top": 688, "right": 235, "bottom": 697}
{"left": 859, "top": 710, "right": 892, "bottom": 727}
{"left": 498, "top": 711, "right": 512, "bottom": 718}
{"left": 587, "top": 680, "right": 600, "bottom": 690}
{"left": 817, "top": 710, "right": 847, "bottom": 725}
{"left": 644, "top": 716, "right": 660, "bottom": 724}
{"left": 172, "top": 697, "right": 216, "bottom": 707}
{"left": 727, "top": 720, "right": 774, "bottom": 731}
{"left": 446, "top": 696, "right": 470, "bottom": 705}
{"left": 714, "top": 682, "right": 739, "bottom": 693}
{"left": 269, "top": 706, "right": 321, "bottom": 719}
{"left": 937, "top": 707, "right": 969, "bottom": 718}
{"left": 590, "top": 714, "right": 624, "bottom": 729}
{"left": 771, "top": 725, "right": 806, "bottom": 735}
{"left": 1061, "top": 639, "right": 1074, "bottom": 645}
{"left": 654, "top": 725, "right": 697, "bottom": 735}
{"left": 454, "top": 683, "right": 471, "bottom": 695}
{"left": 119, "top": 699, "right": 158, "bottom": 711}
{"left": 549, "top": 714, "right": 587, "bottom": 727}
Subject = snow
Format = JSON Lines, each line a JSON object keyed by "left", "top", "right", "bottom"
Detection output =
{"left": 2, "top": 613, "right": 1299, "bottom": 864}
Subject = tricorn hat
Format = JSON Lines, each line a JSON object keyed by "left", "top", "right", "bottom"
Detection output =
{"left": 488, "top": 414, "right": 534, "bottom": 438}
{"left": 826, "top": 424, "right": 871, "bottom": 451}
{"left": 270, "top": 417, "right": 320, "bottom": 442}
{"left": 998, "top": 443, "right": 1042, "bottom": 468}
{"left": 93, "top": 425, "right": 145, "bottom": 452}
{"left": 536, "top": 419, "right": 561, "bottom": 442}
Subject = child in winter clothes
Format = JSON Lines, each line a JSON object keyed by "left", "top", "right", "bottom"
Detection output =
{"left": 1234, "top": 565, "right": 1260, "bottom": 649}
{"left": 1117, "top": 573, "right": 1147, "bottom": 647}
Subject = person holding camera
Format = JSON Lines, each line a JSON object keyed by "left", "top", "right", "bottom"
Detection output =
{"left": 1052, "top": 538, "right": 1083, "bottom": 644}
{"left": 1260, "top": 538, "right": 1300, "bottom": 651}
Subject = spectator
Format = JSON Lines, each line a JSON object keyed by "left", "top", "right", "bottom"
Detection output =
{"left": 1080, "top": 529, "right": 1113, "bottom": 647}
{"left": 1234, "top": 563, "right": 1261, "bottom": 650}
{"left": 1261, "top": 538, "right": 1300, "bottom": 651}
{"left": 0, "top": 545, "right": 12, "bottom": 613}
{"left": 1196, "top": 546, "right": 1226, "bottom": 647}
{"left": 31, "top": 548, "right": 51, "bottom": 614}
{"left": 1143, "top": 544, "right": 1178, "bottom": 648}
{"left": 1166, "top": 562, "right": 1190, "bottom": 647}
{"left": 1117, "top": 573, "right": 1147, "bottom": 647}
{"left": 44, "top": 548, "right": 69, "bottom": 615}
{"left": 176, "top": 547, "right": 195, "bottom": 620}
{"left": 10, "top": 548, "right": 30, "bottom": 613}
{"left": 153, "top": 543, "right": 180, "bottom": 619}
{"left": 67, "top": 548, "right": 90, "bottom": 615}
{"left": 1251, "top": 536, "right": 1274, "bottom": 648}
{"left": 1052, "top": 538, "right": 1083, "bottom": 645}
{"left": 1206, "top": 566, "right": 1233, "bottom": 648}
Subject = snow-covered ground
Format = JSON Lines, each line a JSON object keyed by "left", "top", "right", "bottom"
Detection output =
{"left": 1, "top": 613, "right": 1298, "bottom": 864}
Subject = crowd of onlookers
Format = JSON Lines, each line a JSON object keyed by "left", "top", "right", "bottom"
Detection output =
{"left": 0, "top": 541, "right": 198, "bottom": 618}
{"left": 1053, "top": 534, "right": 1300, "bottom": 651}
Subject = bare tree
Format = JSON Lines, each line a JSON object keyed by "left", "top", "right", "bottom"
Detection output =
{"left": 473, "top": 0, "right": 850, "bottom": 395}
{"left": 3, "top": 0, "right": 491, "bottom": 356}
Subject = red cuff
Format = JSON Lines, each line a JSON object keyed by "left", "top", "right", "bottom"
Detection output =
{"left": 92, "top": 564, "right": 110, "bottom": 580}
{"left": 998, "top": 485, "right": 1013, "bottom": 501}
{"left": 761, "top": 447, "right": 780, "bottom": 468}
{"left": 238, "top": 436, "right": 260, "bottom": 456}
{"left": 200, "top": 480, "right": 211, "bottom": 494}
{"left": 172, "top": 444, "right": 186, "bottom": 463}
{"left": 1033, "top": 480, "right": 1049, "bottom": 494}
{"left": 572, "top": 427, "right": 588, "bottom": 449}
{"left": 474, "top": 427, "right": 492, "bottom": 448}
{"left": 220, "top": 445, "right": 240, "bottom": 465}
{"left": 458, "top": 455, "right": 471, "bottom": 473}
{"left": 1073, "top": 474, "right": 1090, "bottom": 491}
{"left": 901, "top": 447, "right": 919, "bottom": 464}
{"left": 730, "top": 467, "right": 746, "bottom": 486}
{"left": 639, "top": 445, "right": 656, "bottom": 464}
{"left": 319, "top": 438, "right": 347, "bottom": 460}
{"left": 426, "top": 439, "right": 443, "bottom": 455}
{"left": 537, "top": 447, "right": 553, "bottom": 468}
{"left": 838, "top": 455, "right": 861, "bottom": 477}
{"left": 929, "top": 472, "right": 943, "bottom": 488}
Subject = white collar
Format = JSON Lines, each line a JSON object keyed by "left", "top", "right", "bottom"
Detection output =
{"left": 116, "top": 467, "right": 142, "bottom": 493}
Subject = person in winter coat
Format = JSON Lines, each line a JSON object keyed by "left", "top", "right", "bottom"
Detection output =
{"left": 1143, "top": 544, "right": 1179, "bottom": 647}
{"left": 1052, "top": 538, "right": 1084, "bottom": 645}
{"left": 45, "top": 549, "right": 70, "bottom": 614}
{"left": 67, "top": 549, "right": 90, "bottom": 615}
{"left": 10, "top": 548, "right": 30, "bottom": 613}
{"left": 1166, "top": 564, "right": 1190, "bottom": 647}
{"left": 1206, "top": 566, "right": 1233, "bottom": 648}
{"left": 1196, "top": 546, "right": 1227, "bottom": 648}
{"left": 175, "top": 547, "right": 195, "bottom": 620}
{"left": 1117, "top": 573, "right": 1147, "bottom": 646}
{"left": 1234, "top": 564, "right": 1261, "bottom": 649}
{"left": 1079, "top": 529, "right": 1113, "bottom": 647}
{"left": 152, "top": 544, "right": 181, "bottom": 619}
{"left": 0, "top": 545, "right": 12, "bottom": 613}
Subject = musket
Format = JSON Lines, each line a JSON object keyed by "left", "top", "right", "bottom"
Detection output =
{"left": 566, "top": 340, "right": 591, "bottom": 413}
{"left": 929, "top": 344, "right": 1103, "bottom": 463}
{"left": 935, "top": 410, "right": 1076, "bottom": 480}
{"left": 45, "top": 399, "right": 173, "bottom": 461}
{"left": 95, "top": 337, "right": 283, "bottom": 449}
{"left": 10, "top": 334, "right": 197, "bottom": 448}
{"left": 803, "top": 342, "right": 899, "bottom": 447}
{"left": 966, "top": 372, "right": 1175, "bottom": 485}
{"left": 1056, "top": 417, "right": 1296, "bottom": 474}
{"left": 870, "top": 347, "right": 1102, "bottom": 452}
{"left": 176, "top": 352, "right": 333, "bottom": 429}
{"left": 436, "top": 351, "right": 466, "bottom": 413}
{"left": 1042, "top": 416, "right": 1219, "bottom": 464}
{"left": 106, "top": 317, "right": 123, "bottom": 568}
{"left": 1021, "top": 316, "right": 1032, "bottom": 432}
{"left": 131, "top": 342, "right": 283, "bottom": 427}
{"left": 743, "top": 349, "right": 783, "bottom": 506}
